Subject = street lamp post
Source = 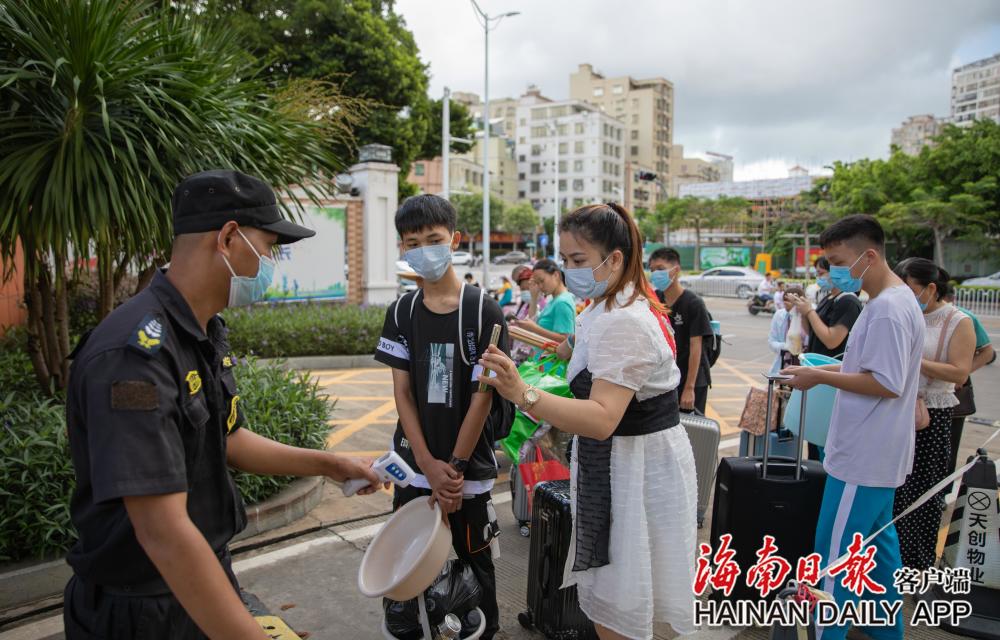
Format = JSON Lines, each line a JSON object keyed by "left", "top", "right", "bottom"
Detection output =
{"left": 546, "top": 120, "right": 561, "bottom": 260}
{"left": 471, "top": 0, "right": 519, "bottom": 287}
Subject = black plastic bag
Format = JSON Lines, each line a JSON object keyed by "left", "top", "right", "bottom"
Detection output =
{"left": 384, "top": 559, "right": 483, "bottom": 639}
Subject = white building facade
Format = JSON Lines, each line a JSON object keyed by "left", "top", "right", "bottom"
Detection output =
{"left": 951, "top": 53, "right": 1000, "bottom": 126}
{"left": 515, "top": 99, "right": 625, "bottom": 217}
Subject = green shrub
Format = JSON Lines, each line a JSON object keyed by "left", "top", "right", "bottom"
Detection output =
{"left": 0, "top": 354, "right": 333, "bottom": 560}
{"left": 231, "top": 356, "right": 333, "bottom": 505}
{"left": 0, "top": 328, "right": 41, "bottom": 398}
{"left": 223, "top": 302, "right": 386, "bottom": 358}
{"left": 0, "top": 392, "right": 75, "bottom": 561}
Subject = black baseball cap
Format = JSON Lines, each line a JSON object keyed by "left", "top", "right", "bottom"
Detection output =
{"left": 171, "top": 170, "right": 315, "bottom": 244}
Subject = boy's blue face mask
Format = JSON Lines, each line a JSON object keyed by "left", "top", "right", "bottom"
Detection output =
{"left": 829, "top": 252, "right": 871, "bottom": 294}
{"left": 404, "top": 243, "right": 452, "bottom": 282}
{"left": 650, "top": 267, "right": 676, "bottom": 292}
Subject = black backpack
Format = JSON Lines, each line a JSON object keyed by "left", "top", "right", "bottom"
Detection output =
{"left": 703, "top": 309, "right": 722, "bottom": 368}
{"left": 394, "top": 283, "right": 517, "bottom": 442}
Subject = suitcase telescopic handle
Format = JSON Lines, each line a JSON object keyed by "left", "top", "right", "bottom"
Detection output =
{"left": 759, "top": 376, "right": 807, "bottom": 480}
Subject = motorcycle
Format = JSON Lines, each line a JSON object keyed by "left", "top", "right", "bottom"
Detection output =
{"left": 747, "top": 293, "right": 776, "bottom": 316}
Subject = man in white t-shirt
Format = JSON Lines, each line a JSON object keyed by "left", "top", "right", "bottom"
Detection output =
{"left": 782, "top": 215, "right": 924, "bottom": 640}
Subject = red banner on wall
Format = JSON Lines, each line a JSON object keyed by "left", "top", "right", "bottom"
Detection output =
{"left": 795, "top": 247, "right": 823, "bottom": 268}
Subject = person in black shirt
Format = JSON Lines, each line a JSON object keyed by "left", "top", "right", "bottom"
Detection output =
{"left": 788, "top": 256, "right": 863, "bottom": 359}
{"left": 63, "top": 171, "right": 382, "bottom": 640}
{"left": 375, "top": 195, "right": 508, "bottom": 639}
{"left": 649, "top": 247, "right": 714, "bottom": 413}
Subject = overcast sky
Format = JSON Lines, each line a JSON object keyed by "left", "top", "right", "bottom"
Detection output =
{"left": 395, "top": 0, "right": 1000, "bottom": 180}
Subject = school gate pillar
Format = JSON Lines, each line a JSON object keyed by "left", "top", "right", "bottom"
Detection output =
{"left": 348, "top": 145, "right": 399, "bottom": 306}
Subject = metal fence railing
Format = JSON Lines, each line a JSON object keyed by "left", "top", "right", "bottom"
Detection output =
{"left": 953, "top": 287, "right": 1000, "bottom": 317}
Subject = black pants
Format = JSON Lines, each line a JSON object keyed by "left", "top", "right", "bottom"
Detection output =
{"left": 64, "top": 554, "right": 240, "bottom": 639}
{"left": 947, "top": 415, "right": 966, "bottom": 476}
{"left": 393, "top": 485, "right": 500, "bottom": 639}
{"left": 894, "top": 407, "right": 953, "bottom": 570}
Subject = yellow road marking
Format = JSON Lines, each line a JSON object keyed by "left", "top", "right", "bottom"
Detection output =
{"left": 255, "top": 616, "right": 301, "bottom": 639}
{"left": 328, "top": 418, "right": 397, "bottom": 426}
{"left": 326, "top": 400, "right": 398, "bottom": 449}
{"left": 705, "top": 403, "right": 734, "bottom": 434}
{"left": 716, "top": 359, "right": 765, "bottom": 389}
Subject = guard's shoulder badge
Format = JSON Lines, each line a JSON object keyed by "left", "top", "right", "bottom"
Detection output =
{"left": 127, "top": 313, "right": 167, "bottom": 357}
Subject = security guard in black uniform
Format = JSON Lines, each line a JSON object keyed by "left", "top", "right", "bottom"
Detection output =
{"left": 63, "top": 170, "right": 383, "bottom": 639}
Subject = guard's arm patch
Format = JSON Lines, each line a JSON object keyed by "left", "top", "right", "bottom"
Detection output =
{"left": 110, "top": 380, "right": 159, "bottom": 411}
{"left": 127, "top": 313, "right": 167, "bottom": 356}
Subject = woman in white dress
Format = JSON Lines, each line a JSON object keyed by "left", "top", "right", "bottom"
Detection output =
{"left": 479, "top": 203, "right": 698, "bottom": 639}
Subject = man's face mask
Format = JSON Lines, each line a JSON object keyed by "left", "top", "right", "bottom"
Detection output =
{"left": 221, "top": 229, "right": 276, "bottom": 307}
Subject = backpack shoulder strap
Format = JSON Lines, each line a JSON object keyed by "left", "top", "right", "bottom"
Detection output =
{"left": 394, "top": 289, "right": 422, "bottom": 344}
{"left": 457, "top": 283, "right": 486, "bottom": 367}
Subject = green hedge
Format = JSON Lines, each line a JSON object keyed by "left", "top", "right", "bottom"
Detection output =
{"left": 223, "top": 301, "right": 386, "bottom": 358}
{"left": 232, "top": 357, "right": 332, "bottom": 505}
{"left": 0, "top": 354, "right": 332, "bottom": 561}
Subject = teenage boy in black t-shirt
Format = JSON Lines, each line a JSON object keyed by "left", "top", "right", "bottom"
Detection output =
{"left": 649, "top": 247, "right": 714, "bottom": 413}
{"left": 375, "top": 195, "right": 508, "bottom": 639}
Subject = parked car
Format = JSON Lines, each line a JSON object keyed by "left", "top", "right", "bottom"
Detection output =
{"left": 453, "top": 251, "right": 474, "bottom": 266}
{"left": 679, "top": 266, "right": 764, "bottom": 299}
{"left": 961, "top": 271, "right": 1000, "bottom": 287}
{"left": 492, "top": 251, "right": 529, "bottom": 265}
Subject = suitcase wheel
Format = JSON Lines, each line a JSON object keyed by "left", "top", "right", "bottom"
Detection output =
{"left": 517, "top": 610, "right": 533, "bottom": 629}
{"left": 519, "top": 524, "right": 530, "bottom": 537}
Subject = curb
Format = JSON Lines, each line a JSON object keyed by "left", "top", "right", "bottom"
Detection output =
{"left": 261, "top": 354, "right": 376, "bottom": 371}
{"left": 0, "top": 476, "right": 325, "bottom": 613}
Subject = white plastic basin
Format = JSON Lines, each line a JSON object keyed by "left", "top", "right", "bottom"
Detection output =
{"left": 358, "top": 498, "right": 453, "bottom": 601}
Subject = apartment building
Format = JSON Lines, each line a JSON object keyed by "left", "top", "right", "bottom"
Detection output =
{"left": 515, "top": 98, "right": 626, "bottom": 216}
{"left": 891, "top": 114, "right": 943, "bottom": 155}
{"left": 570, "top": 63, "right": 674, "bottom": 198}
{"left": 951, "top": 52, "right": 1000, "bottom": 126}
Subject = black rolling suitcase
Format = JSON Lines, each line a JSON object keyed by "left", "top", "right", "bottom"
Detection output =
{"left": 518, "top": 480, "right": 598, "bottom": 639}
{"left": 710, "top": 374, "right": 827, "bottom": 603}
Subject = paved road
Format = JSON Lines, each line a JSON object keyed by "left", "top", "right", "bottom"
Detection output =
{"left": 5, "top": 297, "right": 997, "bottom": 640}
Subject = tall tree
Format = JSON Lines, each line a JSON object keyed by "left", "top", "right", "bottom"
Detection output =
{"left": 501, "top": 202, "right": 539, "bottom": 251}
{"left": 0, "top": 0, "right": 362, "bottom": 394}
{"left": 451, "top": 191, "right": 505, "bottom": 254}
{"left": 657, "top": 196, "right": 747, "bottom": 269}
{"left": 419, "top": 98, "right": 474, "bottom": 160}
{"left": 198, "top": 0, "right": 432, "bottom": 193}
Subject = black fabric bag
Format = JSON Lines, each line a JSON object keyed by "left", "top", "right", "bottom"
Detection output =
{"left": 953, "top": 378, "right": 976, "bottom": 418}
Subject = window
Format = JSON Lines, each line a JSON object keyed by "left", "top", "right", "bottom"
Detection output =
{"left": 519, "top": 137, "right": 526, "bottom": 144}
{"left": 612, "top": 84, "right": 623, "bottom": 95}
{"left": 574, "top": 198, "right": 585, "bottom": 207}
{"left": 414, "top": 163, "right": 425, "bottom": 176}
{"left": 518, "top": 154, "right": 526, "bottom": 162}
{"left": 559, "top": 160, "right": 567, "bottom": 173}
{"left": 575, "top": 141, "right": 584, "bottom": 154}
{"left": 519, "top": 118, "right": 526, "bottom": 125}
{"left": 530, "top": 181, "right": 540, "bottom": 193}
{"left": 531, "top": 163, "right": 541, "bottom": 174}
{"left": 558, "top": 179, "right": 567, "bottom": 191}
{"left": 631, "top": 130, "right": 639, "bottom": 140}
{"left": 575, "top": 123, "right": 585, "bottom": 135}
{"left": 518, "top": 172, "right": 525, "bottom": 180}
{"left": 557, "top": 124, "right": 568, "bottom": 136}
{"left": 519, "top": 191, "right": 526, "bottom": 199}
{"left": 574, "top": 160, "right": 584, "bottom": 172}
{"left": 531, "top": 145, "right": 543, "bottom": 156}
{"left": 632, "top": 98, "right": 639, "bottom": 108}
{"left": 573, "top": 179, "right": 584, "bottom": 192}
{"left": 531, "top": 126, "right": 548, "bottom": 137}
{"left": 593, "top": 87, "right": 604, "bottom": 97}
{"left": 631, "top": 146, "right": 639, "bottom": 156}
{"left": 632, "top": 114, "right": 639, "bottom": 125}
{"left": 559, "top": 142, "right": 569, "bottom": 154}
{"left": 617, "top": 129, "right": 622, "bottom": 141}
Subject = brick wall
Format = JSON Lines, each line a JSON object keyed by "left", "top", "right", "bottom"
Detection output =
{"left": 345, "top": 199, "right": 365, "bottom": 305}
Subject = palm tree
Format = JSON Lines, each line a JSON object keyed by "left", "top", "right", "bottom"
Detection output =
{"left": 0, "top": 0, "right": 365, "bottom": 393}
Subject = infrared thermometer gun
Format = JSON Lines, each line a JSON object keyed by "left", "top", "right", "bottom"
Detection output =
{"left": 342, "top": 451, "right": 415, "bottom": 497}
